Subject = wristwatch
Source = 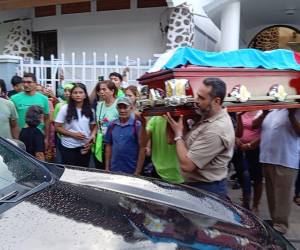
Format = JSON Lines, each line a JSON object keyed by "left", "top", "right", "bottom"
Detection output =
{"left": 174, "top": 135, "right": 183, "bottom": 141}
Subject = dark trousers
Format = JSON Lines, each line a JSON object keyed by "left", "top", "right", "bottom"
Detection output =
{"left": 60, "top": 144, "right": 91, "bottom": 168}
{"left": 295, "top": 167, "right": 300, "bottom": 197}
{"left": 232, "top": 148, "right": 262, "bottom": 185}
{"left": 185, "top": 179, "right": 228, "bottom": 198}
{"left": 232, "top": 148, "right": 263, "bottom": 208}
{"left": 55, "top": 135, "right": 62, "bottom": 164}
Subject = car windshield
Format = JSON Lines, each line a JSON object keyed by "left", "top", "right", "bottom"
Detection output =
{"left": 0, "top": 139, "right": 49, "bottom": 192}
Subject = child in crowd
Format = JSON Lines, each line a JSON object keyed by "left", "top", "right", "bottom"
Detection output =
{"left": 104, "top": 97, "right": 145, "bottom": 175}
{"left": 55, "top": 83, "right": 96, "bottom": 167}
{"left": 19, "top": 105, "right": 45, "bottom": 161}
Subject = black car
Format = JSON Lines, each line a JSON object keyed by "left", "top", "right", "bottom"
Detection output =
{"left": 0, "top": 138, "right": 295, "bottom": 250}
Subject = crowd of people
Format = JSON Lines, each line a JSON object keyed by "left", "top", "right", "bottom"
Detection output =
{"left": 0, "top": 72, "right": 299, "bottom": 235}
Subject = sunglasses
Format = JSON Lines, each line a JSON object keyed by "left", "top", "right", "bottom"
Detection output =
{"left": 22, "top": 81, "right": 34, "bottom": 84}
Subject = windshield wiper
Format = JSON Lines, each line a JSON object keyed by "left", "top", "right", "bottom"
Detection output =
{"left": 0, "top": 190, "right": 19, "bottom": 203}
{"left": 0, "top": 181, "right": 50, "bottom": 204}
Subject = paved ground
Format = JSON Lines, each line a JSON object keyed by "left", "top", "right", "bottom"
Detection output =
{"left": 228, "top": 182, "right": 300, "bottom": 249}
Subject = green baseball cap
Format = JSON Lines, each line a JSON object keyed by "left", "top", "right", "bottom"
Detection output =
{"left": 62, "top": 82, "right": 74, "bottom": 90}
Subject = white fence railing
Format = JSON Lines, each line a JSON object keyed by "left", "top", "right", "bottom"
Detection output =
{"left": 19, "top": 52, "right": 153, "bottom": 94}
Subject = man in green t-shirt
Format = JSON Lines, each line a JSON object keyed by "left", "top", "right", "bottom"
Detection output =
{"left": 11, "top": 72, "right": 50, "bottom": 149}
{"left": 146, "top": 116, "right": 184, "bottom": 184}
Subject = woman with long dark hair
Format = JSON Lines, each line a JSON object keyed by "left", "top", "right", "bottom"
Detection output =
{"left": 55, "top": 83, "right": 96, "bottom": 167}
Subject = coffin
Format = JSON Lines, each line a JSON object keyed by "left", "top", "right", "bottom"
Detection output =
{"left": 138, "top": 62, "right": 300, "bottom": 115}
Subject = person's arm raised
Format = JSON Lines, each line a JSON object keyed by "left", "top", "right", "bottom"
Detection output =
{"left": 252, "top": 110, "right": 269, "bottom": 129}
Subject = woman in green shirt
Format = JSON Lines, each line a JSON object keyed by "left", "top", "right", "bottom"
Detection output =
{"left": 94, "top": 80, "right": 119, "bottom": 169}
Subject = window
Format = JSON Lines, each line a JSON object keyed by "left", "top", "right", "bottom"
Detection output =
{"left": 137, "top": 0, "right": 167, "bottom": 8}
{"left": 61, "top": 1, "right": 91, "bottom": 14}
{"left": 97, "top": 0, "right": 130, "bottom": 11}
{"left": 35, "top": 5, "right": 56, "bottom": 18}
{"left": 33, "top": 30, "right": 57, "bottom": 60}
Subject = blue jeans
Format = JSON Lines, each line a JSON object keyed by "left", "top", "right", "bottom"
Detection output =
{"left": 186, "top": 179, "right": 228, "bottom": 198}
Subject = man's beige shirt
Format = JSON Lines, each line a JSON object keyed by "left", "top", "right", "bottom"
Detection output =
{"left": 183, "top": 108, "right": 235, "bottom": 182}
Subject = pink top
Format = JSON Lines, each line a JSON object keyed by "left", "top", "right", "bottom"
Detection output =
{"left": 240, "top": 111, "right": 261, "bottom": 143}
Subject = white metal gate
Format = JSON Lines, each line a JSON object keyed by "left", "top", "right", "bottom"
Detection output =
{"left": 19, "top": 52, "right": 153, "bottom": 93}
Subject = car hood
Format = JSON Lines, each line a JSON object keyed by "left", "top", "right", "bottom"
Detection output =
{"left": 0, "top": 166, "right": 293, "bottom": 250}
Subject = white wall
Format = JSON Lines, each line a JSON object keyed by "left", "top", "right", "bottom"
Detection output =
{"left": 0, "top": 8, "right": 32, "bottom": 53}
{"left": 0, "top": 23, "right": 13, "bottom": 52}
{"left": 0, "top": 8, "right": 32, "bottom": 22}
{"left": 187, "top": 0, "right": 220, "bottom": 51}
{"left": 194, "top": 27, "right": 217, "bottom": 51}
{"left": 239, "top": 19, "right": 248, "bottom": 48}
{"left": 33, "top": 7, "right": 169, "bottom": 63}
{"left": 0, "top": 7, "right": 169, "bottom": 63}
{"left": 0, "top": 2, "right": 221, "bottom": 60}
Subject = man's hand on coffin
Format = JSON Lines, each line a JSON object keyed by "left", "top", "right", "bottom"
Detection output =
{"left": 164, "top": 113, "right": 184, "bottom": 138}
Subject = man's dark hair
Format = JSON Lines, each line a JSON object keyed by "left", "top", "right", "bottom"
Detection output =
{"left": 23, "top": 72, "right": 37, "bottom": 82}
{"left": 11, "top": 75, "right": 22, "bottom": 86}
{"left": 203, "top": 77, "right": 226, "bottom": 104}
{"left": 25, "top": 105, "right": 43, "bottom": 127}
{"left": 109, "top": 72, "right": 123, "bottom": 82}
